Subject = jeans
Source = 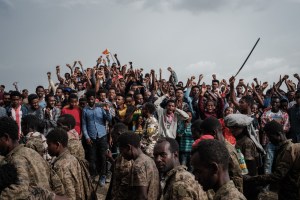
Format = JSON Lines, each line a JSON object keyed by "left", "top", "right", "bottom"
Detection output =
{"left": 85, "top": 136, "right": 108, "bottom": 177}
{"left": 264, "top": 142, "right": 278, "bottom": 174}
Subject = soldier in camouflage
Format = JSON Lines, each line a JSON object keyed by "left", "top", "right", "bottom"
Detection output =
{"left": 118, "top": 132, "right": 160, "bottom": 200}
{"left": 46, "top": 128, "right": 90, "bottom": 200}
{"left": 246, "top": 120, "right": 300, "bottom": 200}
{"left": 21, "top": 115, "right": 52, "bottom": 162}
{"left": 200, "top": 117, "right": 243, "bottom": 193}
{"left": 191, "top": 140, "right": 246, "bottom": 200}
{"left": 153, "top": 137, "right": 208, "bottom": 200}
{"left": 106, "top": 123, "right": 133, "bottom": 200}
{"left": 56, "top": 114, "right": 85, "bottom": 160}
{"left": 0, "top": 117, "right": 64, "bottom": 199}
{"left": 141, "top": 102, "right": 159, "bottom": 157}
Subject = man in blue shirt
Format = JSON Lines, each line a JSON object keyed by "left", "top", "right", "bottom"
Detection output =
{"left": 82, "top": 90, "right": 112, "bottom": 186}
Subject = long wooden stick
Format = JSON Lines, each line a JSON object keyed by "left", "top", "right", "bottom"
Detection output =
{"left": 234, "top": 38, "right": 260, "bottom": 77}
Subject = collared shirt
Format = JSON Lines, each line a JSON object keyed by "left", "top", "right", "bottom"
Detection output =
{"left": 161, "top": 165, "right": 208, "bottom": 200}
{"left": 213, "top": 180, "right": 246, "bottom": 200}
{"left": 82, "top": 105, "right": 111, "bottom": 140}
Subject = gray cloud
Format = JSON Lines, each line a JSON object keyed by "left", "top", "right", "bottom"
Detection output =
{"left": 0, "top": 0, "right": 14, "bottom": 14}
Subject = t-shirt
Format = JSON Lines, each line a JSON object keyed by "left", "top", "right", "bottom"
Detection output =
{"left": 131, "top": 153, "right": 160, "bottom": 200}
{"left": 61, "top": 106, "right": 82, "bottom": 135}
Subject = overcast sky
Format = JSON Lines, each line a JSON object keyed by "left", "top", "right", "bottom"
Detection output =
{"left": 0, "top": 0, "right": 299, "bottom": 92}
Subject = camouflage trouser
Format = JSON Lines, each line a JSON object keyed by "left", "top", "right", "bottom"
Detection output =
{"left": 257, "top": 191, "right": 278, "bottom": 200}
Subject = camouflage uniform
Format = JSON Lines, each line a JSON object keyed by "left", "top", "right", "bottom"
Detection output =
{"left": 67, "top": 129, "right": 85, "bottom": 161}
{"left": 27, "top": 186, "right": 56, "bottom": 200}
{"left": 251, "top": 140, "right": 300, "bottom": 200}
{"left": 131, "top": 153, "right": 160, "bottom": 200}
{"left": 161, "top": 165, "right": 208, "bottom": 200}
{"left": 25, "top": 131, "right": 52, "bottom": 162}
{"left": 111, "top": 155, "right": 133, "bottom": 200}
{"left": 141, "top": 115, "right": 159, "bottom": 157}
{"left": 213, "top": 180, "right": 246, "bottom": 200}
{"left": 51, "top": 149, "right": 85, "bottom": 200}
{"left": 0, "top": 145, "right": 58, "bottom": 199}
{"left": 224, "top": 140, "right": 243, "bottom": 193}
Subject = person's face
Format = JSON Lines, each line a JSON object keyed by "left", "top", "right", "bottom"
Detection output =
{"left": 206, "top": 101, "right": 215, "bottom": 113}
{"left": 0, "top": 135, "right": 11, "bottom": 156}
{"left": 280, "top": 102, "right": 288, "bottom": 112}
{"left": 144, "top": 92, "right": 151, "bottom": 100}
{"left": 135, "top": 94, "right": 143, "bottom": 105}
{"left": 191, "top": 152, "right": 216, "bottom": 191}
{"left": 137, "top": 116, "right": 143, "bottom": 124}
{"left": 36, "top": 88, "right": 45, "bottom": 98}
{"left": 154, "top": 141, "right": 177, "bottom": 174}
{"left": 251, "top": 104, "right": 258, "bottom": 114}
{"left": 47, "top": 141, "right": 59, "bottom": 157}
{"left": 212, "top": 82, "right": 219, "bottom": 90}
{"left": 3, "top": 95, "right": 10, "bottom": 106}
{"left": 225, "top": 107, "right": 233, "bottom": 116}
{"left": 77, "top": 83, "right": 83, "bottom": 91}
{"left": 120, "top": 81, "right": 126, "bottom": 89}
{"left": 169, "top": 86, "right": 175, "bottom": 96}
{"left": 175, "top": 90, "right": 184, "bottom": 100}
{"left": 266, "top": 131, "right": 281, "bottom": 146}
{"left": 131, "top": 85, "right": 138, "bottom": 91}
{"left": 47, "top": 96, "right": 56, "bottom": 108}
{"left": 142, "top": 106, "right": 148, "bottom": 117}
{"left": 108, "top": 89, "right": 116, "bottom": 100}
{"left": 162, "top": 81, "right": 168, "bottom": 90}
{"left": 228, "top": 126, "right": 244, "bottom": 137}
{"left": 239, "top": 99, "right": 249, "bottom": 112}
{"left": 192, "top": 87, "right": 200, "bottom": 96}
{"left": 206, "top": 85, "right": 211, "bottom": 91}
{"left": 55, "top": 101, "right": 62, "bottom": 109}
{"left": 166, "top": 102, "right": 176, "bottom": 114}
{"left": 22, "top": 90, "right": 29, "bottom": 98}
{"left": 11, "top": 96, "right": 20, "bottom": 108}
{"left": 44, "top": 89, "right": 50, "bottom": 96}
{"left": 65, "top": 73, "right": 70, "bottom": 79}
{"left": 119, "top": 145, "right": 133, "bottom": 160}
{"left": 87, "top": 96, "right": 95, "bottom": 107}
{"left": 55, "top": 89, "right": 63, "bottom": 97}
{"left": 287, "top": 92, "right": 295, "bottom": 101}
{"left": 99, "top": 93, "right": 106, "bottom": 102}
{"left": 236, "top": 86, "right": 243, "bottom": 94}
{"left": 79, "top": 100, "right": 87, "bottom": 108}
{"left": 30, "top": 98, "right": 39, "bottom": 110}
{"left": 271, "top": 98, "right": 280, "bottom": 112}
{"left": 116, "top": 96, "right": 124, "bottom": 106}
{"left": 125, "top": 97, "right": 133, "bottom": 106}
{"left": 69, "top": 98, "right": 78, "bottom": 109}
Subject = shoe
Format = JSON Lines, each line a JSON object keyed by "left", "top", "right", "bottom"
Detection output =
{"left": 99, "top": 175, "right": 106, "bottom": 187}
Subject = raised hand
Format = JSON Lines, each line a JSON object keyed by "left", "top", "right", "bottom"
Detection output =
{"left": 212, "top": 74, "right": 216, "bottom": 80}
{"left": 283, "top": 75, "right": 289, "bottom": 80}
{"left": 199, "top": 74, "right": 204, "bottom": 80}
{"left": 229, "top": 76, "right": 235, "bottom": 84}
{"left": 56, "top": 65, "right": 60, "bottom": 74}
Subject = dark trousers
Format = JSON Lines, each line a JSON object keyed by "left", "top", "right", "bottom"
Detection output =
{"left": 85, "top": 136, "right": 108, "bottom": 177}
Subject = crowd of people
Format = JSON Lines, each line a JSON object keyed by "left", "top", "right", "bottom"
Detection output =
{"left": 0, "top": 52, "right": 299, "bottom": 200}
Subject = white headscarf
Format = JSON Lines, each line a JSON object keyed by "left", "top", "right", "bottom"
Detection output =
{"left": 224, "top": 114, "right": 265, "bottom": 154}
